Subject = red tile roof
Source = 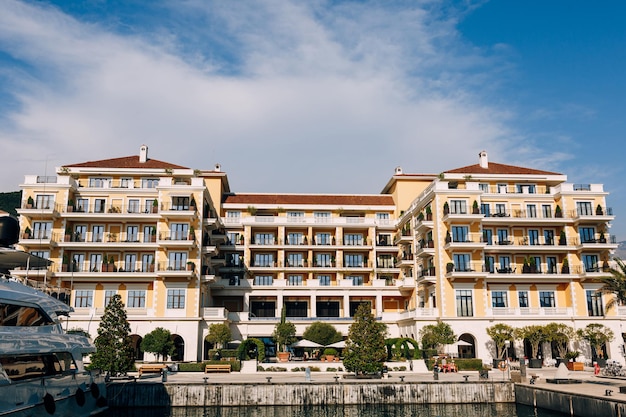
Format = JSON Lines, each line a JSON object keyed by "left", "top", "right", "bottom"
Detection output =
{"left": 64, "top": 155, "right": 188, "bottom": 170}
{"left": 223, "top": 194, "right": 395, "bottom": 206}
{"left": 445, "top": 161, "right": 561, "bottom": 176}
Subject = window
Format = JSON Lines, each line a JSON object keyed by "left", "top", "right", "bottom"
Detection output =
{"left": 452, "top": 226, "right": 469, "bottom": 242}
{"left": 547, "top": 257, "right": 557, "bottom": 274}
{"left": 35, "top": 195, "right": 54, "bottom": 209}
{"left": 120, "top": 177, "right": 132, "bottom": 188}
{"left": 485, "top": 256, "right": 495, "bottom": 273}
{"left": 254, "top": 233, "right": 274, "bottom": 245}
{"left": 225, "top": 211, "right": 241, "bottom": 222}
{"left": 127, "top": 226, "right": 139, "bottom": 242}
{"left": 481, "top": 203, "right": 490, "bottom": 217}
{"left": 254, "top": 275, "right": 273, "bottom": 286}
{"left": 586, "top": 290, "right": 604, "bottom": 316}
{"left": 579, "top": 227, "right": 595, "bottom": 243}
{"left": 376, "top": 213, "right": 390, "bottom": 224}
{"left": 314, "top": 212, "right": 331, "bottom": 223}
{"left": 316, "top": 253, "right": 331, "bottom": 267}
{"left": 483, "top": 229, "right": 493, "bottom": 245}
{"left": 128, "top": 199, "right": 140, "bottom": 213}
{"left": 94, "top": 199, "right": 106, "bottom": 213}
{"left": 377, "top": 234, "right": 391, "bottom": 246}
{"left": 350, "top": 276, "right": 364, "bottom": 286}
{"left": 169, "top": 252, "right": 187, "bottom": 270}
{"left": 517, "top": 184, "right": 536, "bottom": 194}
{"left": 583, "top": 254, "right": 599, "bottom": 272}
{"left": 76, "top": 198, "right": 88, "bottom": 212}
{"left": 254, "top": 253, "right": 273, "bottom": 267}
{"left": 576, "top": 201, "right": 593, "bottom": 216}
{"left": 526, "top": 204, "right": 537, "bottom": 218}
{"left": 344, "top": 234, "right": 362, "bottom": 246}
{"left": 518, "top": 291, "right": 529, "bottom": 308}
{"left": 89, "top": 254, "right": 103, "bottom": 272}
{"left": 172, "top": 196, "right": 189, "bottom": 211}
{"left": 74, "top": 290, "right": 93, "bottom": 308}
{"left": 227, "top": 232, "right": 239, "bottom": 245}
{"left": 92, "top": 226, "right": 104, "bottom": 242}
{"left": 317, "top": 300, "right": 339, "bottom": 317}
{"left": 479, "top": 183, "right": 489, "bottom": 192}
{"left": 124, "top": 254, "right": 137, "bottom": 271}
{"left": 542, "top": 205, "right": 552, "bottom": 218}
{"left": 344, "top": 254, "right": 363, "bottom": 267}
{"left": 287, "top": 275, "right": 303, "bottom": 286}
{"left": 285, "top": 301, "right": 307, "bottom": 317}
{"left": 456, "top": 290, "right": 473, "bottom": 316}
{"left": 287, "top": 211, "right": 304, "bottom": 221}
{"left": 544, "top": 230, "right": 555, "bottom": 245}
{"left": 497, "top": 229, "right": 509, "bottom": 245}
{"left": 453, "top": 254, "right": 471, "bottom": 272}
{"left": 497, "top": 184, "right": 508, "bottom": 194}
{"left": 30, "top": 250, "right": 49, "bottom": 260}
{"left": 89, "top": 177, "right": 110, "bottom": 188}
{"left": 533, "top": 256, "right": 542, "bottom": 273}
{"left": 127, "top": 290, "right": 146, "bottom": 308}
{"left": 104, "top": 290, "right": 116, "bottom": 307}
{"left": 377, "top": 254, "right": 394, "bottom": 268}
{"left": 492, "top": 291, "right": 507, "bottom": 308}
{"left": 250, "top": 301, "right": 275, "bottom": 317}
{"left": 167, "top": 289, "right": 186, "bottom": 309}
{"left": 499, "top": 256, "right": 511, "bottom": 272}
{"left": 287, "top": 253, "right": 303, "bottom": 267}
{"left": 528, "top": 230, "right": 539, "bottom": 245}
{"left": 171, "top": 223, "right": 189, "bottom": 240}
{"left": 450, "top": 200, "right": 467, "bottom": 214}
{"left": 315, "top": 233, "right": 331, "bottom": 245}
{"left": 144, "top": 226, "right": 155, "bottom": 242}
{"left": 287, "top": 233, "right": 303, "bottom": 245}
{"left": 141, "top": 254, "right": 154, "bottom": 272}
{"left": 495, "top": 204, "right": 506, "bottom": 215}
{"left": 349, "top": 301, "right": 371, "bottom": 317}
{"left": 32, "top": 222, "right": 52, "bottom": 239}
{"left": 539, "top": 291, "right": 555, "bottom": 308}
{"left": 318, "top": 275, "right": 331, "bottom": 286}
{"left": 142, "top": 178, "right": 159, "bottom": 188}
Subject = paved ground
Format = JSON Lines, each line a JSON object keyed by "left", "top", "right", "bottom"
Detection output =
{"left": 125, "top": 365, "right": 626, "bottom": 401}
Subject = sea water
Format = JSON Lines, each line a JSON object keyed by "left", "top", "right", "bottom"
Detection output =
{"left": 104, "top": 404, "right": 567, "bottom": 417}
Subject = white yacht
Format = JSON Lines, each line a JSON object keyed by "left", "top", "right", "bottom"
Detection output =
{"left": 0, "top": 217, "right": 108, "bottom": 417}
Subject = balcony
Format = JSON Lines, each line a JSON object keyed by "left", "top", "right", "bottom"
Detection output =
{"left": 445, "top": 262, "right": 488, "bottom": 280}
{"left": 444, "top": 233, "right": 485, "bottom": 251}
{"left": 487, "top": 307, "right": 573, "bottom": 317}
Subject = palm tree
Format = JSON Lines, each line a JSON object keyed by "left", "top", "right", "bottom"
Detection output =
{"left": 597, "top": 257, "right": 626, "bottom": 311}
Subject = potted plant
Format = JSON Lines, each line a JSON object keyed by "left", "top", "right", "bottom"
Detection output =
{"left": 239, "top": 234, "right": 245, "bottom": 245}
{"left": 425, "top": 206, "right": 432, "bottom": 221}
{"left": 417, "top": 212, "right": 424, "bottom": 221}
{"left": 323, "top": 347, "right": 338, "bottom": 362}
{"left": 522, "top": 257, "right": 531, "bottom": 273}
{"left": 273, "top": 307, "right": 296, "bottom": 362}
{"left": 577, "top": 323, "right": 614, "bottom": 368}
{"left": 152, "top": 199, "right": 158, "bottom": 213}
{"left": 486, "top": 323, "right": 515, "bottom": 367}
{"left": 62, "top": 254, "right": 69, "bottom": 272}
{"left": 443, "top": 202, "right": 449, "bottom": 215}
{"left": 187, "top": 261, "right": 195, "bottom": 271}
{"left": 150, "top": 227, "right": 157, "bottom": 242}
{"left": 544, "top": 323, "right": 576, "bottom": 366}
{"left": 22, "top": 227, "right": 32, "bottom": 239}
{"left": 189, "top": 196, "right": 197, "bottom": 211}
{"left": 149, "top": 258, "right": 155, "bottom": 272}
{"left": 472, "top": 200, "right": 480, "bottom": 214}
{"left": 559, "top": 230, "right": 567, "bottom": 245}
{"left": 67, "top": 199, "right": 75, "bottom": 212}
{"left": 561, "top": 258, "right": 570, "bottom": 274}
{"left": 189, "top": 226, "right": 195, "bottom": 240}
{"left": 446, "top": 262, "right": 454, "bottom": 273}
{"left": 529, "top": 257, "right": 537, "bottom": 273}
{"left": 445, "top": 231, "right": 451, "bottom": 244}
{"left": 555, "top": 205, "right": 562, "bottom": 218}
{"left": 565, "top": 351, "right": 583, "bottom": 371}
{"left": 64, "top": 226, "right": 72, "bottom": 242}
{"left": 599, "top": 232, "right": 606, "bottom": 243}
{"left": 26, "top": 196, "right": 34, "bottom": 209}
{"left": 515, "top": 325, "right": 545, "bottom": 368}
{"left": 596, "top": 204, "right": 604, "bottom": 215}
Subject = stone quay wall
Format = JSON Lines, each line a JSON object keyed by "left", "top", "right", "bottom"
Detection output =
{"left": 108, "top": 381, "right": 515, "bottom": 407}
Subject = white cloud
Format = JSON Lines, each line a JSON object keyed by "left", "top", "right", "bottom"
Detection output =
{"left": 0, "top": 0, "right": 526, "bottom": 194}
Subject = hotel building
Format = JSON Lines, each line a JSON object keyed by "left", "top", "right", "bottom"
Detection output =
{"left": 13, "top": 147, "right": 622, "bottom": 364}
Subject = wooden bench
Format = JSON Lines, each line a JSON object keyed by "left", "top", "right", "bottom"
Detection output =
{"left": 138, "top": 364, "right": 167, "bottom": 377}
{"left": 205, "top": 364, "right": 231, "bottom": 373}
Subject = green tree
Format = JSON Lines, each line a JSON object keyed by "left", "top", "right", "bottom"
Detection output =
{"left": 577, "top": 323, "right": 614, "bottom": 359}
{"left": 90, "top": 294, "right": 134, "bottom": 376}
{"left": 343, "top": 303, "right": 387, "bottom": 374}
{"left": 597, "top": 257, "right": 626, "bottom": 311}
{"left": 302, "top": 321, "right": 342, "bottom": 346}
{"left": 486, "top": 323, "right": 515, "bottom": 359}
{"left": 419, "top": 321, "right": 455, "bottom": 351}
{"left": 141, "top": 327, "right": 175, "bottom": 361}
{"left": 544, "top": 322, "right": 576, "bottom": 359}
{"left": 205, "top": 323, "right": 232, "bottom": 349}
{"left": 272, "top": 307, "right": 296, "bottom": 352}
{"left": 514, "top": 325, "right": 545, "bottom": 359}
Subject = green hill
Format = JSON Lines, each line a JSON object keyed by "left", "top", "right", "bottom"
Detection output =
{"left": 0, "top": 191, "right": 21, "bottom": 217}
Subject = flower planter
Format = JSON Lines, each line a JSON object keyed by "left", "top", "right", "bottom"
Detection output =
{"left": 528, "top": 359, "right": 543, "bottom": 368}
{"left": 566, "top": 362, "right": 584, "bottom": 371}
{"left": 277, "top": 352, "right": 290, "bottom": 362}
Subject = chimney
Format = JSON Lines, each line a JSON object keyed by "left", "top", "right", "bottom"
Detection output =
{"left": 479, "top": 150, "right": 488, "bottom": 169}
{"left": 139, "top": 145, "right": 148, "bottom": 163}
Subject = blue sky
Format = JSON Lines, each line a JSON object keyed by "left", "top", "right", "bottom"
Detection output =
{"left": 1, "top": 0, "right": 624, "bottom": 240}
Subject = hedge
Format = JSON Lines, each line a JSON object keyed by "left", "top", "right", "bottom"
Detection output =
{"left": 177, "top": 360, "right": 241, "bottom": 372}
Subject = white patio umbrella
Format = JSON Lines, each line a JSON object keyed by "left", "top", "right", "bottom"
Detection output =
{"left": 291, "top": 339, "right": 323, "bottom": 348}
{"left": 326, "top": 340, "right": 346, "bottom": 349}
{"left": 444, "top": 340, "right": 472, "bottom": 356}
